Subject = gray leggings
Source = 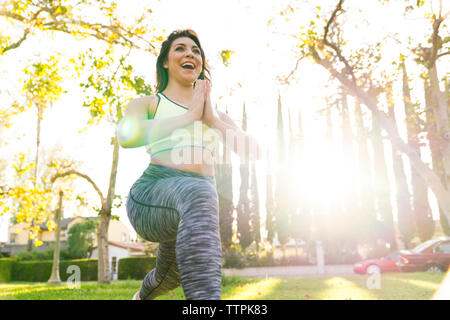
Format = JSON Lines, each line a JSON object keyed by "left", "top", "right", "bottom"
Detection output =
{"left": 126, "top": 163, "right": 222, "bottom": 300}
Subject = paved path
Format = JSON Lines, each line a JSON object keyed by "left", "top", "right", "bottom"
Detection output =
{"left": 223, "top": 265, "right": 355, "bottom": 278}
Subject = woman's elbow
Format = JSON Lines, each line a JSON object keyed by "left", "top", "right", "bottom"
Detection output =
{"left": 116, "top": 117, "right": 141, "bottom": 148}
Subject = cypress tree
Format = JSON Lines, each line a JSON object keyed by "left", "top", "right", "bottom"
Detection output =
{"left": 354, "top": 99, "right": 378, "bottom": 244}
{"left": 236, "top": 102, "right": 252, "bottom": 258}
{"left": 386, "top": 80, "right": 415, "bottom": 249}
{"left": 249, "top": 163, "right": 261, "bottom": 254}
{"left": 215, "top": 106, "right": 234, "bottom": 252}
{"left": 274, "top": 92, "right": 290, "bottom": 261}
{"left": 370, "top": 92, "right": 398, "bottom": 251}
{"left": 265, "top": 151, "right": 276, "bottom": 257}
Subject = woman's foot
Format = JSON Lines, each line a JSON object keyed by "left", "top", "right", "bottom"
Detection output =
{"left": 132, "top": 291, "right": 141, "bottom": 300}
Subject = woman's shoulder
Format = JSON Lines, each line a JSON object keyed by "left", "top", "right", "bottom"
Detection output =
{"left": 125, "top": 95, "right": 159, "bottom": 118}
{"left": 129, "top": 95, "right": 159, "bottom": 107}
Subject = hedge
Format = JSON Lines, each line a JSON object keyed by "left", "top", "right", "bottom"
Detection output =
{"left": 118, "top": 256, "right": 156, "bottom": 280}
{"left": 1, "top": 257, "right": 155, "bottom": 282}
{"left": 0, "top": 258, "right": 14, "bottom": 283}
{"left": 10, "top": 259, "right": 98, "bottom": 282}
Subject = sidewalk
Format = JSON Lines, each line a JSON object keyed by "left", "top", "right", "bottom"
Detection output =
{"left": 223, "top": 264, "right": 355, "bottom": 278}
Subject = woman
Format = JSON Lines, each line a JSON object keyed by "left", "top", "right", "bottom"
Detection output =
{"left": 117, "top": 29, "right": 262, "bottom": 300}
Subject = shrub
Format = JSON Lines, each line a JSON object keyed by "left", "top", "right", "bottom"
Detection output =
{"left": 0, "top": 258, "right": 14, "bottom": 283}
{"left": 223, "top": 247, "right": 246, "bottom": 269}
{"left": 118, "top": 257, "right": 156, "bottom": 280}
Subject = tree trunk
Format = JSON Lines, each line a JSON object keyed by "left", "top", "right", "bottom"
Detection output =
{"left": 428, "top": 58, "right": 450, "bottom": 181}
{"left": 28, "top": 104, "right": 43, "bottom": 251}
{"left": 425, "top": 73, "right": 450, "bottom": 237}
{"left": 401, "top": 63, "right": 432, "bottom": 243}
{"left": 369, "top": 93, "right": 397, "bottom": 251}
{"left": 340, "top": 92, "right": 359, "bottom": 247}
{"left": 387, "top": 82, "right": 414, "bottom": 249}
{"left": 97, "top": 136, "right": 120, "bottom": 284}
{"left": 354, "top": 100, "right": 377, "bottom": 244}
{"left": 48, "top": 191, "right": 63, "bottom": 284}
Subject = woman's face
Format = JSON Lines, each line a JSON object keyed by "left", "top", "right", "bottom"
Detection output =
{"left": 164, "top": 36, "right": 203, "bottom": 85}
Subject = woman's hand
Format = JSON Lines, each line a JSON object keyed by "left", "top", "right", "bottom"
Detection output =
{"left": 202, "top": 80, "right": 220, "bottom": 127}
{"left": 190, "top": 80, "right": 208, "bottom": 121}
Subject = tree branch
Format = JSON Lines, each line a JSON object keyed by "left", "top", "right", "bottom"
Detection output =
{"left": 322, "top": 0, "right": 356, "bottom": 84}
{"left": 437, "top": 50, "right": 450, "bottom": 59}
{"left": 1, "top": 29, "right": 29, "bottom": 54}
{"left": 51, "top": 170, "right": 105, "bottom": 206}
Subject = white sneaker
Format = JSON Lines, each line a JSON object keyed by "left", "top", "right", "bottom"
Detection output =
{"left": 132, "top": 292, "right": 140, "bottom": 300}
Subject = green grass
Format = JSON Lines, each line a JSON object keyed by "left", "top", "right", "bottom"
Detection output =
{"left": 0, "top": 272, "right": 446, "bottom": 300}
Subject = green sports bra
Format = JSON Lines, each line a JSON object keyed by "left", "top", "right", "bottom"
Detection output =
{"left": 145, "top": 92, "right": 220, "bottom": 158}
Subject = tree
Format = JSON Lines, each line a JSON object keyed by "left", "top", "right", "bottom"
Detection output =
{"left": 249, "top": 162, "right": 261, "bottom": 254}
{"left": 274, "top": 92, "right": 290, "bottom": 260}
{"left": 386, "top": 79, "right": 415, "bottom": 248}
{"left": 265, "top": 151, "right": 276, "bottom": 257}
{"left": 215, "top": 117, "right": 234, "bottom": 252}
{"left": 290, "top": 104, "right": 311, "bottom": 252}
{"left": 67, "top": 218, "right": 98, "bottom": 259}
{"left": 370, "top": 92, "right": 397, "bottom": 251}
{"left": 22, "top": 56, "right": 65, "bottom": 250}
{"left": 236, "top": 102, "right": 252, "bottom": 258}
{"left": 339, "top": 91, "right": 360, "bottom": 250}
{"left": 292, "top": 0, "right": 450, "bottom": 224}
{"left": 353, "top": 99, "right": 378, "bottom": 244}
{"left": 48, "top": 190, "right": 64, "bottom": 284}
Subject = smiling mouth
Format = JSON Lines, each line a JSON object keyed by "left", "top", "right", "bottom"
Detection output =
{"left": 181, "top": 63, "right": 195, "bottom": 70}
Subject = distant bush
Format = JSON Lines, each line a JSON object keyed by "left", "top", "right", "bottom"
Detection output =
{"left": 223, "top": 247, "right": 246, "bottom": 269}
{"left": 118, "top": 257, "right": 156, "bottom": 280}
{"left": 0, "top": 258, "right": 14, "bottom": 283}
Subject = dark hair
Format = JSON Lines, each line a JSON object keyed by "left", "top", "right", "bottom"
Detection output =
{"left": 155, "top": 29, "right": 211, "bottom": 93}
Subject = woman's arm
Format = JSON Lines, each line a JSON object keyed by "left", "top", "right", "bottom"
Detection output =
{"left": 211, "top": 110, "right": 263, "bottom": 162}
{"left": 117, "top": 81, "right": 208, "bottom": 148}
{"left": 116, "top": 96, "right": 197, "bottom": 148}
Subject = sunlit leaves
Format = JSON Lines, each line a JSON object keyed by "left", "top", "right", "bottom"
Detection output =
{"left": 220, "top": 49, "right": 235, "bottom": 67}
{"left": 75, "top": 46, "right": 152, "bottom": 125}
{"left": 22, "top": 55, "right": 65, "bottom": 109}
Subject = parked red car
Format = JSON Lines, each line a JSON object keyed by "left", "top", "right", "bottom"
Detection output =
{"left": 398, "top": 237, "right": 450, "bottom": 273}
{"left": 353, "top": 251, "right": 404, "bottom": 274}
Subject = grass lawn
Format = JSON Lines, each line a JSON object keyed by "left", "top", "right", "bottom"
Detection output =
{"left": 0, "top": 272, "right": 446, "bottom": 300}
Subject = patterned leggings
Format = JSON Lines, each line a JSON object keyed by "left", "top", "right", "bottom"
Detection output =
{"left": 126, "top": 163, "right": 222, "bottom": 300}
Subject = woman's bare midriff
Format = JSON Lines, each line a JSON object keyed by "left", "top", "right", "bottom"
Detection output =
{"left": 150, "top": 147, "right": 215, "bottom": 176}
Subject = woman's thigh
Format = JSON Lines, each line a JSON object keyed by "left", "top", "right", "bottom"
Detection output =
{"left": 126, "top": 176, "right": 217, "bottom": 242}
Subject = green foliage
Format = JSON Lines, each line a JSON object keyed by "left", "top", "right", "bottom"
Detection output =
{"left": 219, "top": 50, "right": 235, "bottom": 67}
{"left": 75, "top": 46, "right": 153, "bottom": 126}
{"left": 222, "top": 247, "right": 246, "bottom": 269}
{"left": 67, "top": 219, "right": 98, "bottom": 259}
{"left": 22, "top": 56, "right": 65, "bottom": 108}
{"left": 0, "top": 258, "right": 14, "bottom": 283}
{"left": 117, "top": 257, "right": 156, "bottom": 280}
{"left": 14, "top": 246, "right": 72, "bottom": 261}
{"left": 0, "top": 0, "right": 160, "bottom": 55}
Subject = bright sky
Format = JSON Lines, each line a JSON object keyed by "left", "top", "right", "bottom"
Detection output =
{"left": 0, "top": 0, "right": 448, "bottom": 242}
